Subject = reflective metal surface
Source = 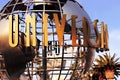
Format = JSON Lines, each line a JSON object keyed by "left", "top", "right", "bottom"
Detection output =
{"left": 0, "top": 0, "right": 96, "bottom": 80}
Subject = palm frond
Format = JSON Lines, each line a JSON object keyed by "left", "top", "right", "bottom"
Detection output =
{"left": 111, "top": 53, "right": 115, "bottom": 61}
{"left": 95, "top": 58, "right": 104, "bottom": 67}
{"left": 93, "top": 53, "right": 120, "bottom": 78}
{"left": 103, "top": 53, "right": 110, "bottom": 64}
{"left": 98, "top": 55, "right": 106, "bottom": 63}
{"left": 114, "top": 57, "right": 120, "bottom": 63}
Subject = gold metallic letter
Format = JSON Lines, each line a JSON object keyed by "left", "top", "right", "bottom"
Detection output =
{"left": 82, "top": 17, "right": 91, "bottom": 47}
{"left": 100, "top": 22, "right": 109, "bottom": 50}
{"left": 42, "top": 13, "right": 48, "bottom": 46}
{"left": 71, "top": 15, "right": 79, "bottom": 46}
{"left": 104, "top": 24, "right": 109, "bottom": 50}
{"left": 9, "top": 14, "right": 19, "bottom": 47}
{"left": 93, "top": 20, "right": 100, "bottom": 47}
{"left": 54, "top": 13, "right": 66, "bottom": 46}
{"left": 26, "top": 14, "right": 36, "bottom": 47}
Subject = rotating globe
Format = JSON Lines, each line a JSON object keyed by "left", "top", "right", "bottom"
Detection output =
{"left": 0, "top": 0, "right": 96, "bottom": 80}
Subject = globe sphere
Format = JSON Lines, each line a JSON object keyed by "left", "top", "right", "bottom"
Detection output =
{"left": 0, "top": 0, "right": 95, "bottom": 80}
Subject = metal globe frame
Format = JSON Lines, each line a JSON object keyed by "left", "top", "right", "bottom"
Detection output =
{"left": 0, "top": 0, "right": 108, "bottom": 80}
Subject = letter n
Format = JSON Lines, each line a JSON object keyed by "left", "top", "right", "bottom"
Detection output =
{"left": 26, "top": 14, "right": 36, "bottom": 47}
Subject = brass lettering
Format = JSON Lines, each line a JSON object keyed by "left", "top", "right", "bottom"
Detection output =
{"left": 26, "top": 14, "right": 36, "bottom": 47}
{"left": 8, "top": 13, "right": 109, "bottom": 52}
{"left": 53, "top": 13, "right": 66, "bottom": 46}
{"left": 100, "top": 22, "right": 104, "bottom": 49}
{"left": 104, "top": 24, "right": 109, "bottom": 50}
{"left": 93, "top": 20, "right": 100, "bottom": 47}
{"left": 82, "top": 17, "right": 91, "bottom": 47}
{"left": 71, "top": 15, "right": 80, "bottom": 46}
{"left": 9, "top": 14, "right": 19, "bottom": 47}
{"left": 42, "top": 13, "right": 48, "bottom": 46}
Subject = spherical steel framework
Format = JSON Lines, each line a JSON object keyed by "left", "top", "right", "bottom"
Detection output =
{"left": 0, "top": 0, "right": 96, "bottom": 80}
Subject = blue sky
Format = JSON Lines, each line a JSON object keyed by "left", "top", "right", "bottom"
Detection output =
{"left": 78, "top": 0, "right": 120, "bottom": 79}
{"left": 78, "top": 0, "right": 120, "bottom": 55}
{"left": 0, "top": 0, "right": 120, "bottom": 79}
